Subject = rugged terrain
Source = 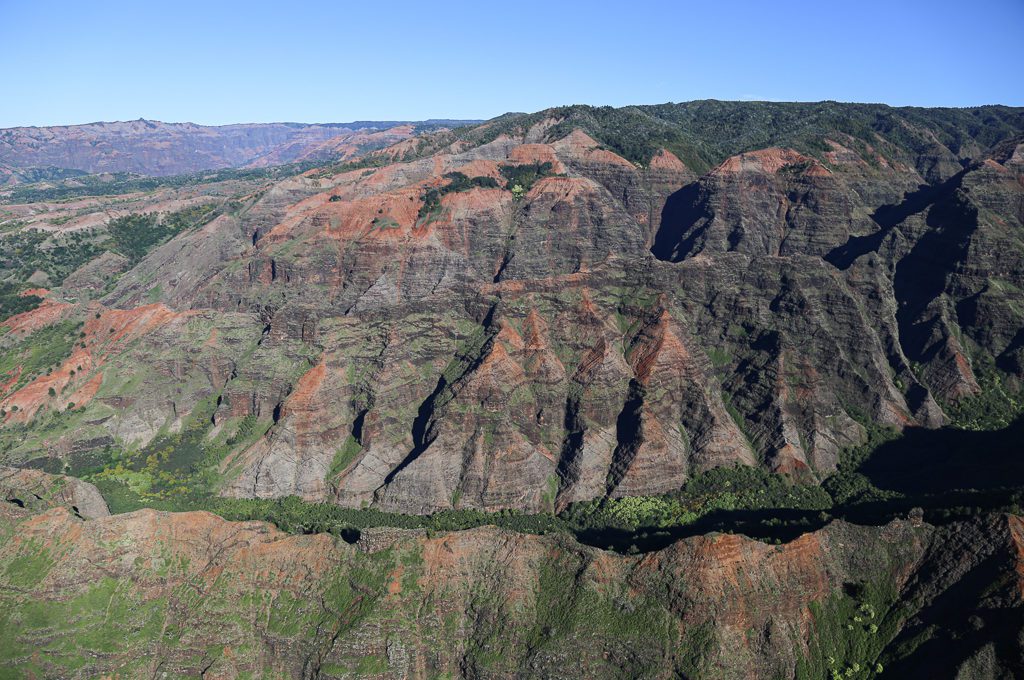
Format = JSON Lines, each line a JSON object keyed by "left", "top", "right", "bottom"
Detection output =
{"left": 1, "top": 471, "right": 1023, "bottom": 678}
{"left": 1, "top": 101, "right": 1022, "bottom": 513}
{"left": 1, "top": 100, "right": 1024, "bottom": 677}
{"left": 0, "top": 118, "right": 475, "bottom": 181}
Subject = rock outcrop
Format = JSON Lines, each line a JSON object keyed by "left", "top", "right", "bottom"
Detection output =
{"left": 0, "top": 466, "right": 108, "bottom": 519}
{"left": 1, "top": 103, "right": 1023, "bottom": 515}
{"left": 0, "top": 500, "right": 1021, "bottom": 678}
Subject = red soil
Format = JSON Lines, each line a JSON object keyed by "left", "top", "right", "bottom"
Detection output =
{"left": 506, "top": 145, "right": 567, "bottom": 174}
{"left": 2, "top": 300, "right": 71, "bottom": 337}
{"left": 715, "top": 148, "right": 831, "bottom": 176}
{"left": 2, "top": 304, "right": 185, "bottom": 423}
{"left": 648, "top": 149, "right": 687, "bottom": 172}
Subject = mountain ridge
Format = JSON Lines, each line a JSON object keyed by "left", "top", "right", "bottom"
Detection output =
{"left": 2, "top": 469, "right": 1023, "bottom": 678}
{"left": 0, "top": 118, "right": 481, "bottom": 180}
{"left": 0, "top": 100, "right": 1021, "bottom": 515}
{"left": 2, "top": 98, "right": 1024, "bottom": 678}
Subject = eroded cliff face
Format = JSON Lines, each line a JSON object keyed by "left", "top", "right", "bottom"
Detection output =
{"left": 0, "top": 465, "right": 108, "bottom": 520}
{"left": 1, "top": 112, "right": 1022, "bottom": 515}
{"left": 1, "top": 489, "right": 1021, "bottom": 679}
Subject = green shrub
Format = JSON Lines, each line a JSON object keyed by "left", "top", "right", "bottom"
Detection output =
{"left": 418, "top": 172, "right": 500, "bottom": 221}
{"left": 499, "top": 162, "right": 555, "bottom": 193}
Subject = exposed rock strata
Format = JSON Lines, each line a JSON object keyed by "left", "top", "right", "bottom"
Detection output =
{"left": 0, "top": 500, "right": 1021, "bottom": 678}
{"left": 1, "top": 111, "right": 1023, "bottom": 515}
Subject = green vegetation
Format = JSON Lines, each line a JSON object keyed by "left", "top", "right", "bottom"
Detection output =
{"left": 3, "top": 396, "right": 1024, "bottom": 676}
{"left": 328, "top": 435, "right": 362, "bottom": 478}
{"left": 417, "top": 101, "right": 1024, "bottom": 173}
{"left": 498, "top": 161, "right": 556, "bottom": 193}
{"left": 0, "top": 202, "right": 222, "bottom": 323}
{"left": 441, "top": 171, "right": 500, "bottom": 193}
{"left": 706, "top": 346, "right": 731, "bottom": 368}
{"left": 0, "top": 202, "right": 218, "bottom": 322}
{"left": 0, "top": 320, "right": 80, "bottom": 393}
{"left": 3, "top": 540, "right": 55, "bottom": 588}
{"left": 305, "top": 153, "right": 394, "bottom": 181}
{"left": 0, "top": 226, "right": 105, "bottom": 291}
{"left": 107, "top": 203, "right": 217, "bottom": 263}
{"left": 0, "top": 227, "right": 105, "bottom": 315}
{"left": 945, "top": 356, "right": 1024, "bottom": 430}
{"left": 565, "top": 464, "right": 832, "bottom": 533}
{"left": 0, "top": 559, "right": 390, "bottom": 676}
{"left": 93, "top": 488, "right": 567, "bottom": 538}
{"left": 87, "top": 397, "right": 272, "bottom": 510}
{"left": 417, "top": 172, "right": 500, "bottom": 221}
{"left": 0, "top": 282, "right": 43, "bottom": 320}
{"left": 797, "top": 581, "right": 901, "bottom": 680}
{"left": 1, "top": 163, "right": 321, "bottom": 205}
{"left": 822, "top": 424, "right": 902, "bottom": 506}
{"left": 1, "top": 166, "right": 88, "bottom": 184}
{"left": 65, "top": 408, "right": 1024, "bottom": 557}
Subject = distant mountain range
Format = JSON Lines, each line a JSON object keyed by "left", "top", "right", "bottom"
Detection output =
{"left": 0, "top": 118, "right": 479, "bottom": 180}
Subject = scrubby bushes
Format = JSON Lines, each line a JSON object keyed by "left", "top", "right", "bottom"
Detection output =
{"left": 565, "top": 464, "right": 833, "bottom": 532}
{"left": 499, "top": 162, "right": 555, "bottom": 194}
{"left": 0, "top": 283, "right": 42, "bottom": 322}
{"left": 418, "top": 172, "right": 500, "bottom": 220}
{"left": 108, "top": 203, "right": 217, "bottom": 263}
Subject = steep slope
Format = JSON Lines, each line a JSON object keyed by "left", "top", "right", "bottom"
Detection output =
{"left": 1, "top": 483, "right": 1022, "bottom": 679}
{"left": 0, "top": 102, "right": 1022, "bottom": 517}
{"left": 0, "top": 465, "right": 108, "bottom": 520}
{"left": 408, "top": 101, "right": 1024, "bottom": 177}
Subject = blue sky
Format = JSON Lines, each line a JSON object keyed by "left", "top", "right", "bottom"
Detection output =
{"left": 2, "top": 0, "right": 1022, "bottom": 127}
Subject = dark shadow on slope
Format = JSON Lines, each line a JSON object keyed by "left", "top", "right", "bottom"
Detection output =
{"left": 604, "top": 379, "right": 646, "bottom": 497}
{"left": 997, "top": 326, "right": 1024, "bottom": 374}
{"left": 381, "top": 306, "right": 498, "bottom": 486}
{"left": 827, "top": 416, "right": 1024, "bottom": 530}
{"left": 892, "top": 189, "right": 979, "bottom": 364}
{"left": 554, "top": 390, "right": 586, "bottom": 499}
{"left": 351, "top": 408, "right": 368, "bottom": 445}
{"left": 884, "top": 603, "right": 1024, "bottom": 680}
{"left": 572, "top": 507, "right": 832, "bottom": 554}
{"left": 881, "top": 516, "right": 1024, "bottom": 679}
{"left": 859, "top": 416, "right": 1024, "bottom": 496}
{"left": 574, "top": 415, "right": 1024, "bottom": 554}
{"left": 649, "top": 182, "right": 706, "bottom": 262}
{"left": 824, "top": 166, "right": 972, "bottom": 270}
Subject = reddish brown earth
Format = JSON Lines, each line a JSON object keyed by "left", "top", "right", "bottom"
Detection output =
{"left": 1, "top": 477, "right": 1022, "bottom": 678}
{"left": 1, "top": 304, "right": 188, "bottom": 422}
{"left": 0, "top": 104, "right": 1022, "bottom": 516}
{"left": 1, "top": 102, "right": 1023, "bottom": 679}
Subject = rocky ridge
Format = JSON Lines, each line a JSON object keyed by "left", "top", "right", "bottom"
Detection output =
{"left": 0, "top": 102, "right": 1022, "bottom": 517}
{"left": 0, "top": 119, "right": 474, "bottom": 179}
{"left": 0, "top": 481, "right": 1022, "bottom": 678}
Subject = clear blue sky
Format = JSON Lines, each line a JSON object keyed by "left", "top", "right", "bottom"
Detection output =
{"left": 3, "top": 0, "right": 1022, "bottom": 127}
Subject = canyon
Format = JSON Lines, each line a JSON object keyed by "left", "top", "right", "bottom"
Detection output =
{"left": 1, "top": 100, "right": 1023, "bottom": 678}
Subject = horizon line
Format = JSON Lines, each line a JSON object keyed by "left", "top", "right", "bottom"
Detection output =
{"left": 4, "top": 98, "right": 1023, "bottom": 131}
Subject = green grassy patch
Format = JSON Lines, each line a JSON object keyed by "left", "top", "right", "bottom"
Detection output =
{"left": 0, "top": 319, "right": 81, "bottom": 394}
{"left": 329, "top": 435, "right": 363, "bottom": 478}
{"left": 706, "top": 346, "right": 731, "bottom": 368}
{"left": 945, "top": 356, "right": 1023, "bottom": 431}
{"left": 796, "top": 580, "right": 901, "bottom": 680}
